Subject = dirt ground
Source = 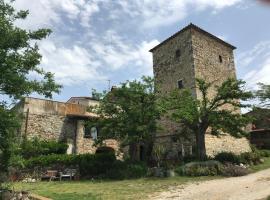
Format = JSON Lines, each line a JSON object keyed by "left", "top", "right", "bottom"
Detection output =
{"left": 150, "top": 168, "right": 270, "bottom": 200}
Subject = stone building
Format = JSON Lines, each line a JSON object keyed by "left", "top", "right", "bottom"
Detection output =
{"left": 16, "top": 23, "right": 251, "bottom": 160}
{"left": 150, "top": 23, "right": 251, "bottom": 158}
{"left": 16, "top": 97, "right": 122, "bottom": 158}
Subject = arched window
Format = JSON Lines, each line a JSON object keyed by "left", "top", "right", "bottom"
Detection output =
{"left": 90, "top": 127, "right": 98, "bottom": 140}
{"left": 84, "top": 126, "right": 98, "bottom": 139}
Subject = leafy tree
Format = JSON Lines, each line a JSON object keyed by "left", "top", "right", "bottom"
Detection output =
{"left": 88, "top": 76, "right": 160, "bottom": 161}
{"left": 159, "top": 78, "right": 253, "bottom": 160}
{"left": 0, "top": 0, "right": 61, "bottom": 174}
{"left": 255, "top": 83, "right": 270, "bottom": 107}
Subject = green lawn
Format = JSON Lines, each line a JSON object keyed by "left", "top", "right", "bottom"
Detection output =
{"left": 15, "top": 176, "right": 215, "bottom": 200}
{"left": 15, "top": 157, "right": 270, "bottom": 200}
{"left": 250, "top": 156, "right": 270, "bottom": 172}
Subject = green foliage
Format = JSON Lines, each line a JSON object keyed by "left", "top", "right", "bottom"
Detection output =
{"left": 20, "top": 138, "right": 68, "bottom": 159}
{"left": 104, "top": 161, "right": 147, "bottom": 180}
{"left": 24, "top": 154, "right": 77, "bottom": 169}
{"left": 152, "top": 145, "right": 166, "bottom": 167}
{"left": 89, "top": 76, "right": 160, "bottom": 160}
{"left": 240, "top": 152, "right": 261, "bottom": 165}
{"left": 214, "top": 151, "right": 262, "bottom": 165}
{"left": 176, "top": 160, "right": 223, "bottom": 176}
{"left": 23, "top": 153, "right": 148, "bottom": 180}
{"left": 77, "top": 153, "right": 116, "bottom": 177}
{"left": 0, "top": 0, "right": 61, "bottom": 175}
{"left": 214, "top": 152, "right": 241, "bottom": 164}
{"left": 0, "top": 0, "right": 61, "bottom": 100}
{"left": 159, "top": 78, "right": 253, "bottom": 160}
{"left": 255, "top": 83, "right": 270, "bottom": 107}
{"left": 258, "top": 149, "right": 270, "bottom": 157}
{"left": 0, "top": 104, "right": 20, "bottom": 172}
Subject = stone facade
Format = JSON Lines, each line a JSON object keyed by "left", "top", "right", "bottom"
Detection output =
{"left": 17, "top": 97, "right": 122, "bottom": 157}
{"left": 150, "top": 23, "right": 251, "bottom": 157}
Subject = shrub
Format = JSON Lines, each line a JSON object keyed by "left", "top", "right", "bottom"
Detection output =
{"left": 258, "top": 149, "right": 270, "bottom": 158}
{"left": 176, "top": 160, "right": 223, "bottom": 176}
{"left": 239, "top": 152, "right": 261, "bottom": 165}
{"left": 221, "top": 164, "right": 249, "bottom": 177}
{"left": 21, "top": 138, "right": 68, "bottom": 159}
{"left": 77, "top": 153, "right": 116, "bottom": 177}
{"left": 105, "top": 161, "right": 147, "bottom": 180}
{"left": 24, "top": 153, "right": 148, "bottom": 180}
{"left": 24, "top": 154, "right": 77, "bottom": 169}
{"left": 214, "top": 152, "right": 241, "bottom": 164}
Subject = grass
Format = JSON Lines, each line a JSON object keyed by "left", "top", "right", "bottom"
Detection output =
{"left": 250, "top": 156, "right": 270, "bottom": 172}
{"left": 14, "top": 176, "right": 215, "bottom": 200}
{"left": 14, "top": 157, "right": 270, "bottom": 200}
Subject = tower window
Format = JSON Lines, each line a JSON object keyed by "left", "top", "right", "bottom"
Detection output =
{"left": 175, "top": 49, "right": 181, "bottom": 59}
{"left": 177, "top": 80, "right": 184, "bottom": 89}
{"left": 219, "top": 55, "right": 223, "bottom": 63}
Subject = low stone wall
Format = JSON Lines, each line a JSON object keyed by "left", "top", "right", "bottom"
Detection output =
{"left": 205, "top": 134, "right": 251, "bottom": 157}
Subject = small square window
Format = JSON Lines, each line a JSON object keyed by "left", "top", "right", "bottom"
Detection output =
{"left": 178, "top": 80, "right": 184, "bottom": 89}
{"left": 219, "top": 55, "right": 223, "bottom": 63}
{"left": 175, "top": 49, "right": 181, "bottom": 59}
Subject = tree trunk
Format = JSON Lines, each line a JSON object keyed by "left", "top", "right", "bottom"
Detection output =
{"left": 195, "top": 128, "right": 207, "bottom": 160}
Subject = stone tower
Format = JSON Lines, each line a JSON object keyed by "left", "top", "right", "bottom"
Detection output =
{"left": 150, "top": 23, "right": 250, "bottom": 157}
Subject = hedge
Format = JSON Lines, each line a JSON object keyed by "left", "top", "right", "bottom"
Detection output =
{"left": 23, "top": 153, "right": 147, "bottom": 179}
{"left": 20, "top": 138, "right": 68, "bottom": 159}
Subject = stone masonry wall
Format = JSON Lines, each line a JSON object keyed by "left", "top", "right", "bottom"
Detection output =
{"left": 75, "top": 120, "right": 123, "bottom": 159}
{"left": 152, "top": 28, "right": 195, "bottom": 138}
{"left": 191, "top": 28, "right": 239, "bottom": 112}
{"left": 205, "top": 134, "right": 251, "bottom": 157}
{"left": 25, "top": 113, "right": 70, "bottom": 141}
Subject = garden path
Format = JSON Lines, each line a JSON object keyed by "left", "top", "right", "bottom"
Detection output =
{"left": 150, "top": 168, "right": 270, "bottom": 200}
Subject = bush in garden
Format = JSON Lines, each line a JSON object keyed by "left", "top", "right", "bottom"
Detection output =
{"left": 176, "top": 160, "right": 223, "bottom": 176}
{"left": 214, "top": 152, "right": 241, "bottom": 164}
{"left": 221, "top": 164, "right": 249, "bottom": 177}
{"left": 23, "top": 152, "right": 147, "bottom": 179}
{"left": 258, "top": 149, "right": 270, "bottom": 157}
{"left": 24, "top": 154, "right": 77, "bottom": 169}
{"left": 20, "top": 138, "right": 68, "bottom": 159}
{"left": 239, "top": 152, "right": 261, "bottom": 165}
{"left": 104, "top": 161, "right": 147, "bottom": 180}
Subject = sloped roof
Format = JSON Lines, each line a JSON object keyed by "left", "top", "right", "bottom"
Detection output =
{"left": 149, "top": 23, "right": 236, "bottom": 52}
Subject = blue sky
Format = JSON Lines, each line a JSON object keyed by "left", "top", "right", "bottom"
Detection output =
{"left": 13, "top": 0, "right": 270, "bottom": 102}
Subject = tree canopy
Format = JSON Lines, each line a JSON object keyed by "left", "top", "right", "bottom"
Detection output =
{"left": 255, "top": 83, "right": 270, "bottom": 107}
{"left": 159, "top": 78, "right": 253, "bottom": 160}
{"left": 0, "top": 0, "right": 61, "bottom": 173}
{"left": 88, "top": 76, "right": 160, "bottom": 161}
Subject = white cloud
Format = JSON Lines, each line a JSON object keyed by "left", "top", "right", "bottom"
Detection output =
{"left": 242, "top": 58, "right": 270, "bottom": 88}
{"left": 14, "top": 0, "right": 243, "bottom": 30}
{"left": 237, "top": 41, "right": 270, "bottom": 90}
{"left": 115, "top": 0, "right": 243, "bottom": 28}
{"left": 13, "top": 0, "right": 243, "bottom": 88}
{"left": 237, "top": 41, "right": 270, "bottom": 67}
{"left": 38, "top": 40, "right": 105, "bottom": 86}
{"left": 90, "top": 30, "right": 159, "bottom": 75}
{"left": 14, "top": 0, "right": 100, "bottom": 29}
